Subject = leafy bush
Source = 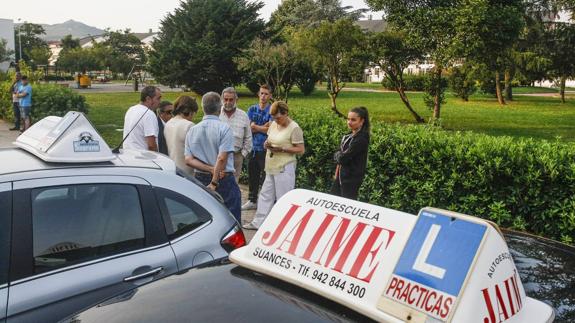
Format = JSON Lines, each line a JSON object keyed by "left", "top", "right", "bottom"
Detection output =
{"left": 292, "top": 110, "right": 575, "bottom": 244}
{"left": 382, "top": 74, "right": 427, "bottom": 91}
{"left": 32, "top": 84, "right": 90, "bottom": 120}
{"left": 448, "top": 65, "right": 477, "bottom": 101}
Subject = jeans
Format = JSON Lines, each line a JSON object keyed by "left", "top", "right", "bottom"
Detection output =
{"left": 247, "top": 150, "right": 266, "bottom": 203}
{"left": 12, "top": 102, "right": 20, "bottom": 128}
{"left": 195, "top": 173, "right": 242, "bottom": 223}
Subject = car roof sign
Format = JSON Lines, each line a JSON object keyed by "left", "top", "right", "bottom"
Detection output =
{"left": 14, "top": 111, "right": 115, "bottom": 163}
{"left": 230, "top": 190, "right": 555, "bottom": 323}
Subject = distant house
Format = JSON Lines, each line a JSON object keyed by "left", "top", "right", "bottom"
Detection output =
{"left": 48, "top": 41, "right": 62, "bottom": 66}
{"left": 79, "top": 30, "right": 158, "bottom": 49}
{"left": 0, "top": 18, "right": 16, "bottom": 71}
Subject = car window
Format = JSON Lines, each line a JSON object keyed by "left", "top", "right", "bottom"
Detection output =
{"left": 0, "top": 190, "right": 11, "bottom": 285}
{"left": 31, "top": 184, "right": 145, "bottom": 274}
{"left": 155, "top": 187, "right": 211, "bottom": 239}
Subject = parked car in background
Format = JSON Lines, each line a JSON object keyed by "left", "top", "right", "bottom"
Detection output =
{"left": 65, "top": 191, "right": 569, "bottom": 322}
{"left": 0, "top": 112, "right": 245, "bottom": 322}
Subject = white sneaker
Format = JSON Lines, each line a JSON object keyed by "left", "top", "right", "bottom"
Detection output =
{"left": 242, "top": 222, "right": 259, "bottom": 230}
{"left": 241, "top": 201, "right": 257, "bottom": 210}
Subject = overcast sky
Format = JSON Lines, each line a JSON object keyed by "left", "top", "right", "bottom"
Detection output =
{"left": 2, "top": 0, "right": 382, "bottom": 32}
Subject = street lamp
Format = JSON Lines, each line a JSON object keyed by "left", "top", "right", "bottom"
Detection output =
{"left": 17, "top": 18, "right": 22, "bottom": 63}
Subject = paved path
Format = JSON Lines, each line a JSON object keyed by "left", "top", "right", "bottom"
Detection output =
{"left": 0, "top": 120, "right": 19, "bottom": 148}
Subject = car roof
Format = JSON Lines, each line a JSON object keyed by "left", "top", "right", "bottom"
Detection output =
{"left": 2, "top": 111, "right": 177, "bottom": 176}
{"left": 0, "top": 147, "right": 175, "bottom": 176}
{"left": 67, "top": 260, "right": 375, "bottom": 323}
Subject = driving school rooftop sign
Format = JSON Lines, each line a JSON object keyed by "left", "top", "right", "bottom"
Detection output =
{"left": 230, "top": 190, "right": 555, "bottom": 323}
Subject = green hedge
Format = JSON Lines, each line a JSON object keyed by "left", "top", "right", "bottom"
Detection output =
{"left": 292, "top": 110, "right": 575, "bottom": 244}
{"left": 1, "top": 83, "right": 89, "bottom": 122}
{"left": 382, "top": 74, "right": 428, "bottom": 91}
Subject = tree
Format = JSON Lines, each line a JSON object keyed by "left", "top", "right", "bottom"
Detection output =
{"left": 101, "top": 29, "right": 146, "bottom": 76}
{"left": 237, "top": 39, "right": 303, "bottom": 102}
{"left": 269, "top": 0, "right": 367, "bottom": 32}
{"left": 0, "top": 39, "right": 13, "bottom": 63}
{"left": 448, "top": 63, "right": 477, "bottom": 102}
{"left": 56, "top": 47, "right": 101, "bottom": 73}
{"left": 60, "top": 34, "right": 80, "bottom": 51}
{"left": 14, "top": 22, "right": 49, "bottom": 64}
{"left": 294, "top": 19, "right": 365, "bottom": 117}
{"left": 149, "top": 0, "right": 265, "bottom": 94}
{"left": 368, "top": 30, "right": 425, "bottom": 123}
{"left": 366, "top": 0, "right": 460, "bottom": 120}
{"left": 546, "top": 21, "right": 575, "bottom": 103}
{"left": 462, "top": 0, "right": 524, "bottom": 105}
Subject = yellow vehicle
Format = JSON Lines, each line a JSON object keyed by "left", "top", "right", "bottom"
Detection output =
{"left": 76, "top": 74, "right": 92, "bottom": 88}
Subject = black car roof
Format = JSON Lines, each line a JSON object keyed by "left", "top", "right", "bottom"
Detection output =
{"left": 68, "top": 259, "right": 376, "bottom": 323}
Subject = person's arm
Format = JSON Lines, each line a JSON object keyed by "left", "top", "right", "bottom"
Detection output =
{"left": 335, "top": 134, "right": 369, "bottom": 165}
{"left": 18, "top": 88, "right": 28, "bottom": 98}
{"left": 251, "top": 121, "right": 270, "bottom": 134}
{"left": 281, "top": 143, "right": 305, "bottom": 155}
{"left": 208, "top": 151, "right": 229, "bottom": 190}
{"left": 185, "top": 155, "right": 214, "bottom": 173}
{"left": 145, "top": 136, "right": 158, "bottom": 152}
{"left": 242, "top": 119, "right": 253, "bottom": 157}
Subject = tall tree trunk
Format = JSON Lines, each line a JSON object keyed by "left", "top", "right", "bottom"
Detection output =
{"left": 433, "top": 67, "right": 442, "bottom": 120}
{"left": 328, "top": 92, "right": 345, "bottom": 118}
{"left": 495, "top": 71, "right": 505, "bottom": 105}
{"left": 560, "top": 75, "right": 566, "bottom": 103}
{"left": 397, "top": 87, "right": 424, "bottom": 123}
{"left": 504, "top": 69, "right": 513, "bottom": 101}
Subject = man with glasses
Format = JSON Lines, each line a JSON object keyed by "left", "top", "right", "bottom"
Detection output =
{"left": 157, "top": 101, "right": 174, "bottom": 155}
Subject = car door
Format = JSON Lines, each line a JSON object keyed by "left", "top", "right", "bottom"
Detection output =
{"left": 154, "top": 187, "right": 217, "bottom": 269}
{"left": 7, "top": 176, "right": 178, "bottom": 322}
{"left": 0, "top": 183, "right": 11, "bottom": 323}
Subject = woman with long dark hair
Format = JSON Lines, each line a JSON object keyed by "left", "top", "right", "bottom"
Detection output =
{"left": 331, "top": 106, "right": 370, "bottom": 200}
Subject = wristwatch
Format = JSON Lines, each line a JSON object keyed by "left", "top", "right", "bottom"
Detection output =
{"left": 210, "top": 181, "right": 219, "bottom": 187}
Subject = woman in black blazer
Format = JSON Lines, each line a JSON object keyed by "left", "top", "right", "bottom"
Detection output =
{"left": 331, "top": 107, "right": 370, "bottom": 200}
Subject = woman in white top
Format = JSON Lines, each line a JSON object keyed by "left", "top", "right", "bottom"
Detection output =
{"left": 243, "top": 101, "right": 305, "bottom": 230}
{"left": 164, "top": 95, "right": 199, "bottom": 177}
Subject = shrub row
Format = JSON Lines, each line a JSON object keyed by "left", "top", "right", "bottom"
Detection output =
{"left": 292, "top": 110, "right": 575, "bottom": 244}
{"left": 0, "top": 82, "right": 89, "bottom": 122}
{"left": 382, "top": 74, "right": 428, "bottom": 91}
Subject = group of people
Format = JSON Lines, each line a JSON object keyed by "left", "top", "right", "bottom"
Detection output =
{"left": 9, "top": 72, "right": 33, "bottom": 132}
{"left": 122, "top": 84, "right": 371, "bottom": 230}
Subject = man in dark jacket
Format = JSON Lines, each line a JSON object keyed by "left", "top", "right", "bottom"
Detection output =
{"left": 157, "top": 101, "right": 173, "bottom": 155}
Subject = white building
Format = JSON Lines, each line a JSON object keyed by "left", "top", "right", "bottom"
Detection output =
{"left": 0, "top": 18, "right": 15, "bottom": 71}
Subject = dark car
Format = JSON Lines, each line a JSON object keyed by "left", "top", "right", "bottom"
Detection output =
{"left": 65, "top": 191, "right": 569, "bottom": 323}
{"left": 63, "top": 230, "right": 574, "bottom": 323}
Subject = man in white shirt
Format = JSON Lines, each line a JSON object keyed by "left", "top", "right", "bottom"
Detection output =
{"left": 122, "top": 86, "right": 162, "bottom": 151}
{"left": 219, "top": 87, "right": 252, "bottom": 182}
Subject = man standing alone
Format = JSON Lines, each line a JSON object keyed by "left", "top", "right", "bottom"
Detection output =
{"left": 185, "top": 92, "right": 242, "bottom": 222}
{"left": 242, "top": 84, "right": 273, "bottom": 210}
{"left": 9, "top": 72, "right": 22, "bottom": 131}
{"left": 17, "top": 75, "right": 32, "bottom": 131}
{"left": 219, "top": 87, "right": 252, "bottom": 182}
{"left": 122, "top": 86, "right": 162, "bottom": 151}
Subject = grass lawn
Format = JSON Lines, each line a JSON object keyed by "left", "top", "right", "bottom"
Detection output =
{"left": 83, "top": 88, "right": 575, "bottom": 147}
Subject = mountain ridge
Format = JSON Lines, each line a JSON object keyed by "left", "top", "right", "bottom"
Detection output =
{"left": 16, "top": 20, "right": 106, "bottom": 42}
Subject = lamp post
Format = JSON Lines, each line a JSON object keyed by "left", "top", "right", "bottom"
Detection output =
{"left": 17, "top": 18, "right": 22, "bottom": 63}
